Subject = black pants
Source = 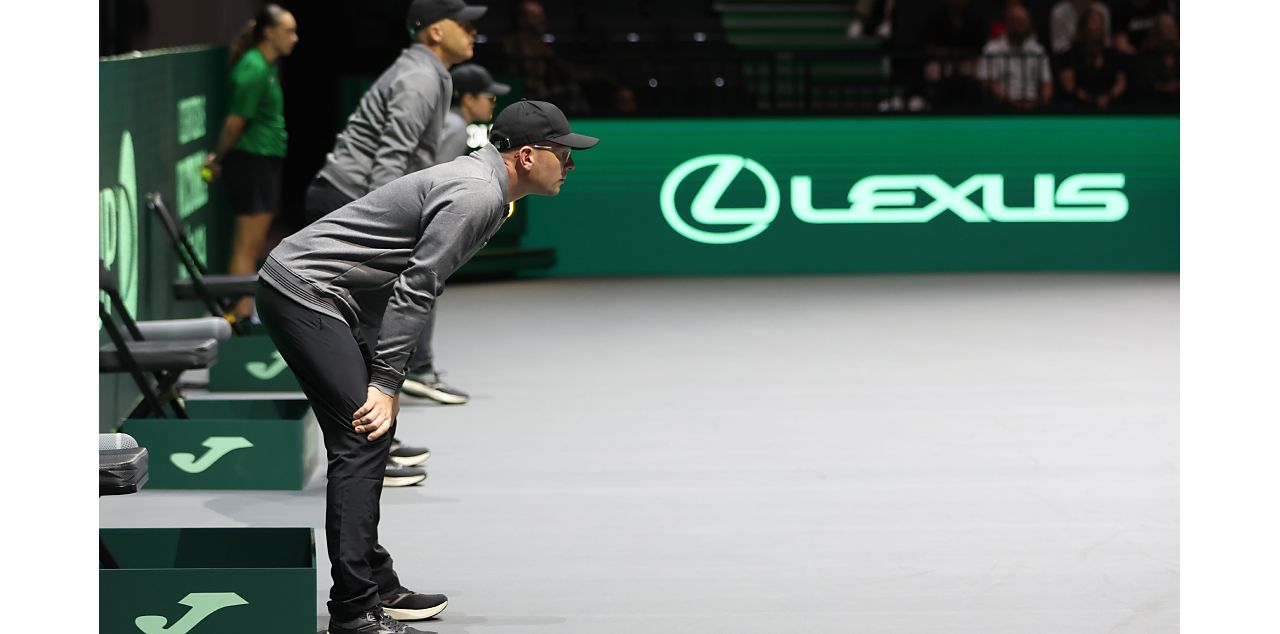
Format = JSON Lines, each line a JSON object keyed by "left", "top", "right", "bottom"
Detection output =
{"left": 304, "top": 176, "right": 436, "bottom": 376}
{"left": 256, "top": 280, "right": 403, "bottom": 618}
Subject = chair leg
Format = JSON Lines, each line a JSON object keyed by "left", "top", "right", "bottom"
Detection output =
{"left": 153, "top": 371, "right": 190, "bottom": 419}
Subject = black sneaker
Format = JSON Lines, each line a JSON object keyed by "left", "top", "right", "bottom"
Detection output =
{"left": 327, "top": 607, "right": 431, "bottom": 633}
{"left": 400, "top": 371, "right": 470, "bottom": 405}
{"left": 383, "top": 462, "right": 426, "bottom": 487}
{"left": 389, "top": 439, "right": 431, "bottom": 467}
{"left": 381, "top": 588, "right": 449, "bottom": 621}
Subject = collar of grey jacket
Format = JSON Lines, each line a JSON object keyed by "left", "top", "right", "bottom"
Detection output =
{"left": 407, "top": 42, "right": 449, "bottom": 75}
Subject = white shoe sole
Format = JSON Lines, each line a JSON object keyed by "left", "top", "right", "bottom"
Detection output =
{"left": 401, "top": 380, "right": 469, "bottom": 404}
{"left": 390, "top": 452, "right": 430, "bottom": 467}
{"left": 383, "top": 599, "right": 448, "bottom": 621}
{"left": 383, "top": 473, "right": 427, "bottom": 487}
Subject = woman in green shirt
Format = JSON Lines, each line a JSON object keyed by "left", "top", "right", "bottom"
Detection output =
{"left": 203, "top": 3, "right": 298, "bottom": 322}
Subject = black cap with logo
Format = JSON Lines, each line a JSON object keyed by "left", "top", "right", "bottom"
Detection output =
{"left": 406, "top": 0, "right": 487, "bottom": 34}
{"left": 489, "top": 100, "right": 600, "bottom": 150}
{"left": 451, "top": 64, "right": 511, "bottom": 96}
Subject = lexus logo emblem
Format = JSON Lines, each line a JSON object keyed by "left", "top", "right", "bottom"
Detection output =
{"left": 659, "top": 154, "right": 780, "bottom": 245}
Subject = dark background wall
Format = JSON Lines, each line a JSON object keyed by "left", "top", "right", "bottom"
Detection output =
{"left": 103, "top": 0, "right": 429, "bottom": 236}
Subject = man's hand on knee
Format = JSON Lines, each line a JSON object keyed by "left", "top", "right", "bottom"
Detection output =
{"left": 352, "top": 387, "right": 399, "bottom": 441}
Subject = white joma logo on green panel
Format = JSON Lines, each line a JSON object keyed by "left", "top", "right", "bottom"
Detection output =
{"left": 660, "top": 154, "right": 1129, "bottom": 244}
{"left": 170, "top": 437, "right": 254, "bottom": 474}
{"left": 134, "top": 592, "right": 248, "bottom": 634}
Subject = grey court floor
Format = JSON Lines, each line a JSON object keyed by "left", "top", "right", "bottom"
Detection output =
{"left": 100, "top": 274, "right": 1179, "bottom": 634}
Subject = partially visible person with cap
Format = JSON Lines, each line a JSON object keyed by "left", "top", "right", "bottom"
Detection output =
{"left": 303, "top": 0, "right": 486, "bottom": 485}
{"left": 437, "top": 63, "right": 510, "bottom": 163}
{"left": 388, "top": 63, "right": 509, "bottom": 410}
{"left": 306, "top": 0, "right": 485, "bottom": 219}
{"left": 255, "top": 100, "right": 597, "bottom": 634}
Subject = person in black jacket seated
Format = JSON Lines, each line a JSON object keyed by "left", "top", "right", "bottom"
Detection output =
{"left": 1058, "top": 7, "right": 1128, "bottom": 110}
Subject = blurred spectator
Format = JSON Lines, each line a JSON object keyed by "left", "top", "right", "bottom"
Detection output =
{"left": 977, "top": 5, "right": 1053, "bottom": 110}
{"left": 845, "top": 0, "right": 888, "bottom": 39}
{"left": 1132, "top": 12, "right": 1178, "bottom": 106}
{"left": 613, "top": 86, "right": 638, "bottom": 116}
{"left": 984, "top": 0, "right": 1022, "bottom": 41}
{"left": 1110, "top": 0, "right": 1164, "bottom": 55}
{"left": 1049, "top": 0, "right": 1111, "bottom": 54}
{"left": 922, "top": 0, "right": 988, "bottom": 107}
{"left": 503, "top": 0, "right": 591, "bottom": 113}
{"left": 1058, "top": 7, "right": 1126, "bottom": 110}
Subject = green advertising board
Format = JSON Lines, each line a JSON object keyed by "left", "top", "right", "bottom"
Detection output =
{"left": 208, "top": 335, "right": 303, "bottom": 392}
{"left": 100, "top": 46, "right": 234, "bottom": 431}
{"left": 121, "top": 399, "right": 319, "bottom": 490}
{"left": 523, "top": 117, "right": 1178, "bottom": 275}
{"left": 100, "top": 528, "right": 315, "bottom": 633}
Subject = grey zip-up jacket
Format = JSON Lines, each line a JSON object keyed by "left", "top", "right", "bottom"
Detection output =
{"left": 318, "top": 43, "right": 452, "bottom": 199}
{"left": 436, "top": 108, "right": 470, "bottom": 164}
{"left": 261, "top": 145, "right": 510, "bottom": 395}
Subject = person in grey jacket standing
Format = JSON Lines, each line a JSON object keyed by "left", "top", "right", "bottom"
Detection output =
{"left": 305, "top": 0, "right": 484, "bottom": 485}
{"left": 258, "top": 100, "right": 598, "bottom": 634}
{"left": 306, "top": 0, "right": 482, "bottom": 216}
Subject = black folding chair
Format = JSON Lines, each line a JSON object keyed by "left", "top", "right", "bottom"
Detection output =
{"left": 147, "top": 192, "right": 256, "bottom": 334}
{"left": 99, "top": 260, "right": 220, "bottom": 418}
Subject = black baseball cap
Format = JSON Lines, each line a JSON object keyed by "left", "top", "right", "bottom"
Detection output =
{"left": 489, "top": 100, "right": 600, "bottom": 150}
{"left": 451, "top": 64, "right": 511, "bottom": 96}
{"left": 406, "top": 0, "right": 486, "bottom": 34}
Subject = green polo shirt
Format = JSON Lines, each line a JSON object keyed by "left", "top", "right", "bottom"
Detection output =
{"left": 229, "top": 48, "right": 287, "bottom": 157}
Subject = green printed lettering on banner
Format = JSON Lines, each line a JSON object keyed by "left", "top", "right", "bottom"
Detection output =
{"left": 176, "top": 151, "right": 209, "bottom": 218}
{"left": 466, "top": 122, "right": 491, "bottom": 151}
{"left": 175, "top": 151, "right": 210, "bottom": 278}
{"left": 661, "top": 156, "right": 1130, "bottom": 244}
{"left": 100, "top": 130, "right": 139, "bottom": 316}
{"left": 524, "top": 117, "right": 1179, "bottom": 274}
{"left": 135, "top": 592, "right": 248, "bottom": 634}
{"left": 177, "top": 95, "right": 207, "bottom": 145}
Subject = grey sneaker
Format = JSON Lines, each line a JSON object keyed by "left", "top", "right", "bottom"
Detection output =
{"left": 381, "top": 587, "right": 449, "bottom": 621}
{"left": 389, "top": 439, "right": 431, "bottom": 467}
{"left": 401, "top": 371, "right": 470, "bottom": 405}
{"left": 328, "top": 607, "right": 431, "bottom": 633}
{"left": 384, "top": 462, "right": 426, "bottom": 487}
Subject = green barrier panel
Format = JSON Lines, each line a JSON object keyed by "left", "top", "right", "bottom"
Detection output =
{"left": 524, "top": 116, "right": 1179, "bottom": 275}
{"left": 100, "top": 528, "right": 315, "bottom": 634}
{"left": 207, "top": 334, "right": 302, "bottom": 392}
{"left": 122, "top": 399, "right": 318, "bottom": 490}
{"left": 100, "top": 46, "right": 234, "bottom": 432}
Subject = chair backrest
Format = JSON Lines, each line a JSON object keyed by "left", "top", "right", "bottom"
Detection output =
{"left": 99, "top": 260, "right": 174, "bottom": 419}
{"left": 147, "top": 192, "right": 233, "bottom": 321}
{"left": 99, "top": 259, "right": 143, "bottom": 341}
{"left": 146, "top": 192, "right": 203, "bottom": 274}
{"left": 99, "top": 259, "right": 120, "bottom": 295}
